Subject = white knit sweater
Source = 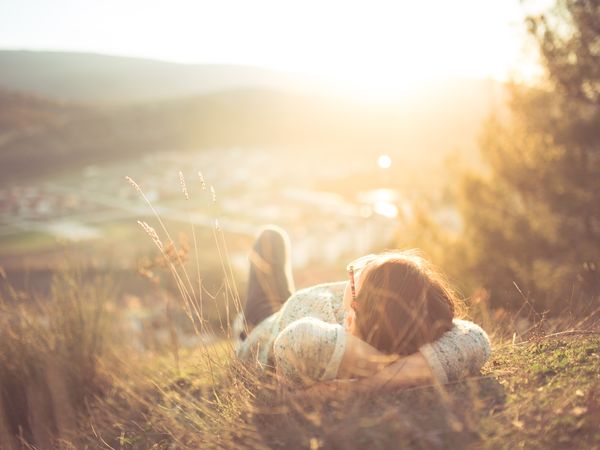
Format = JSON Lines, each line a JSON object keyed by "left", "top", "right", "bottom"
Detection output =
{"left": 236, "top": 282, "right": 491, "bottom": 384}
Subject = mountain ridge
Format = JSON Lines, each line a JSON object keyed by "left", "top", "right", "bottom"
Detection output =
{"left": 0, "top": 50, "right": 507, "bottom": 182}
{"left": 0, "top": 50, "right": 318, "bottom": 103}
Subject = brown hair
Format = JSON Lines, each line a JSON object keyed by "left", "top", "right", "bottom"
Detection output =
{"left": 353, "top": 251, "right": 457, "bottom": 355}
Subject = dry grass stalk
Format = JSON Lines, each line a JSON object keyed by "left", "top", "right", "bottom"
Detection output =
{"left": 44, "top": 355, "right": 77, "bottom": 440}
{"left": 137, "top": 220, "right": 163, "bottom": 250}
{"left": 179, "top": 171, "right": 189, "bottom": 200}
{"left": 25, "top": 374, "right": 55, "bottom": 450}
{"left": 0, "top": 403, "right": 17, "bottom": 450}
{"left": 198, "top": 171, "right": 207, "bottom": 190}
{"left": 127, "top": 175, "right": 205, "bottom": 333}
{"left": 127, "top": 171, "right": 249, "bottom": 393}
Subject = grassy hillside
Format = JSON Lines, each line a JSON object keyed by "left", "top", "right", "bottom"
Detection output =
{"left": 80, "top": 334, "right": 600, "bottom": 449}
{"left": 1, "top": 268, "right": 598, "bottom": 449}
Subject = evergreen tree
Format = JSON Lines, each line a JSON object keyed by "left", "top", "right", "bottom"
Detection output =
{"left": 457, "top": 0, "right": 600, "bottom": 311}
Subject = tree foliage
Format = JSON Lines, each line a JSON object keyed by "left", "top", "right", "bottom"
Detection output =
{"left": 456, "top": 0, "right": 600, "bottom": 311}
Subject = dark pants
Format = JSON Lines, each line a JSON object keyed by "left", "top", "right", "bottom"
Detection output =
{"left": 243, "top": 226, "right": 295, "bottom": 330}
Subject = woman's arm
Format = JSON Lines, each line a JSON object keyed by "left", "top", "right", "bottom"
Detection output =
{"left": 337, "top": 338, "right": 434, "bottom": 387}
{"left": 419, "top": 319, "right": 491, "bottom": 382}
{"left": 337, "top": 319, "right": 491, "bottom": 384}
{"left": 295, "top": 352, "right": 433, "bottom": 400}
{"left": 274, "top": 317, "right": 348, "bottom": 384}
{"left": 274, "top": 317, "right": 490, "bottom": 386}
{"left": 274, "top": 317, "right": 403, "bottom": 384}
{"left": 336, "top": 333, "right": 399, "bottom": 379}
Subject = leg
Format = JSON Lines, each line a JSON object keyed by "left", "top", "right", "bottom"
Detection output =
{"left": 243, "top": 225, "right": 295, "bottom": 328}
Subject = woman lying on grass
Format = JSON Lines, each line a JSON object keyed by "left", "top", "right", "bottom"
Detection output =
{"left": 235, "top": 226, "right": 491, "bottom": 387}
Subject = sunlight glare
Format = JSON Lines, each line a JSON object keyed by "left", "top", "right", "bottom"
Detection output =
{"left": 358, "top": 188, "right": 399, "bottom": 218}
{"left": 373, "top": 203, "right": 398, "bottom": 218}
{"left": 378, "top": 154, "right": 392, "bottom": 169}
{"left": 0, "top": 0, "right": 532, "bottom": 97}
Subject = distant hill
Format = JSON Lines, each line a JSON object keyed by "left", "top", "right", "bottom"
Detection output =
{"left": 0, "top": 50, "right": 315, "bottom": 103}
{"left": 0, "top": 82, "right": 506, "bottom": 181}
{"left": 0, "top": 50, "right": 508, "bottom": 182}
{"left": 0, "top": 89, "right": 85, "bottom": 132}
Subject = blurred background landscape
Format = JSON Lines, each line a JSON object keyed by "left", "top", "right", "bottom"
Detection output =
{"left": 0, "top": 48, "right": 506, "bottom": 313}
{"left": 0, "top": 0, "right": 600, "bottom": 358}
{"left": 0, "top": 0, "right": 599, "bottom": 448}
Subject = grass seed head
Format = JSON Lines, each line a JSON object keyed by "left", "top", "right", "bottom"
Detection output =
{"left": 125, "top": 176, "right": 141, "bottom": 192}
{"left": 179, "top": 171, "right": 189, "bottom": 200}
{"left": 198, "top": 171, "right": 207, "bottom": 190}
{"left": 137, "top": 220, "right": 163, "bottom": 250}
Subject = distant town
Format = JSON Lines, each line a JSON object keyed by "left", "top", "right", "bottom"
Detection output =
{"left": 0, "top": 148, "right": 420, "bottom": 271}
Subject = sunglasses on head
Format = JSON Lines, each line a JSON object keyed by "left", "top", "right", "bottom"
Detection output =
{"left": 346, "top": 254, "right": 377, "bottom": 308}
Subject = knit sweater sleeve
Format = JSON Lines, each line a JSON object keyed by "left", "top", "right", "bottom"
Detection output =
{"left": 419, "top": 319, "right": 491, "bottom": 383}
{"left": 273, "top": 317, "right": 347, "bottom": 385}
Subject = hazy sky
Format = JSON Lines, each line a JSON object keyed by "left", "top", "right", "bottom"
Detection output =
{"left": 0, "top": 0, "right": 546, "bottom": 94}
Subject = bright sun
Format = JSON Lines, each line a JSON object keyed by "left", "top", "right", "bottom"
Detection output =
{"left": 0, "top": 0, "right": 532, "bottom": 99}
{"left": 221, "top": 0, "right": 528, "bottom": 98}
{"left": 378, "top": 154, "right": 392, "bottom": 169}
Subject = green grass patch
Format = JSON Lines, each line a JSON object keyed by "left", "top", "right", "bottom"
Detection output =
{"left": 0, "top": 230, "right": 58, "bottom": 254}
{"left": 479, "top": 335, "right": 600, "bottom": 450}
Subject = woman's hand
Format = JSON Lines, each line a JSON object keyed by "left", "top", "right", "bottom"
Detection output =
{"left": 367, "top": 352, "right": 434, "bottom": 387}
{"left": 294, "top": 352, "right": 435, "bottom": 402}
{"left": 301, "top": 378, "right": 366, "bottom": 398}
{"left": 336, "top": 333, "right": 399, "bottom": 379}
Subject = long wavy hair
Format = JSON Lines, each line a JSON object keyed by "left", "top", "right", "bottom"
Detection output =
{"left": 353, "top": 250, "right": 457, "bottom": 355}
